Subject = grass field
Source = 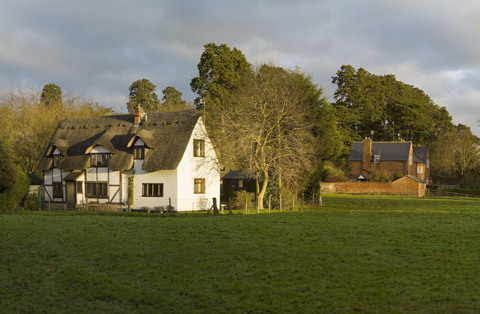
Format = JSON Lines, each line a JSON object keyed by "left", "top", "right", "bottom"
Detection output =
{"left": 1, "top": 194, "right": 480, "bottom": 312}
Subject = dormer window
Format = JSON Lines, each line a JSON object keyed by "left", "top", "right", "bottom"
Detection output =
{"left": 373, "top": 155, "right": 380, "bottom": 164}
{"left": 90, "top": 153, "right": 110, "bottom": 167}
{"left": 53, "top": 155, "right": 62, "bottom": 168}
{"left": 134, "top": 146, "right": 145, "bottom": 159}
{"left": 193, "top": 139, "right": 205, "bottom": 157}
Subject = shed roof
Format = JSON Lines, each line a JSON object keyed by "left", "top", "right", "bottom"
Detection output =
{"left": 38, "top": 110, "right": 201, "bottom": 172}
{"left": 222, "top": 170, "right": 255, "bottom": 180}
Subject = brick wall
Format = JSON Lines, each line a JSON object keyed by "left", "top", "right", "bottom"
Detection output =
{"left": 321, "top": 176, "right": 425, "bottom": 197}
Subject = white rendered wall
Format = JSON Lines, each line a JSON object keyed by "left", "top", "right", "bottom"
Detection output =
{"left": 176, "top": 117, "right": 220, "bottom": 211}
{"left": 76, "top": 173, "right": 85, "bottom": 205}
{"left": 131, "top": 159, "right": 178, "bottom": 209}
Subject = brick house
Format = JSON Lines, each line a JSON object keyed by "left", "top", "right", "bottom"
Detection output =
{"left": 349, "top": 138, "right": 430, "bottom": 184}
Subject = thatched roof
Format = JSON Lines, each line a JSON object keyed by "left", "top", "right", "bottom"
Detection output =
{"left": 38, "top": 110, "right": 201, "bottom": 172}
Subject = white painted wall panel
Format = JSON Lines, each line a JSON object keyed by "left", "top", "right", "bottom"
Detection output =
{"left": 76, "top": 174, "right": 86, "bottom": 205}
{"left": 97, "top": 167, "right": 108, "bottom": 181}
{"left": 176, "top": 117, "right": 220, "bottom": 212}
{"left": 44, "top": 170, "right": 53, "bottom": 185}
{"left": 44, "top": 186, "right": 53, "bottom": 202}
{"left": 86, "top": 169, "right": 96, "bottom": 181}
{"left": 109, "top": 171, "right": 120, "bottom": 185}
{"left": 52, "top": 169, "right": 62, "bottom": 182}
{"left": 109, "top": 186, "right": 121, "bottom": 203}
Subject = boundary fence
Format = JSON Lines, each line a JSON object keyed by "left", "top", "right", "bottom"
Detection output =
{"left": 427, "top": 190, "right": 480, "bottom": 198}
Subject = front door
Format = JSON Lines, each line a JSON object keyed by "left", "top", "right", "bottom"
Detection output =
{"left": 65, "top": 181, "right": 76, "bottom": 210}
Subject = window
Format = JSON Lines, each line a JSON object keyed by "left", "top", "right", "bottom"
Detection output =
{"left": 53, "top": 155, "right": 61, "bottom": 168}
{"left": 90, "top": 153, "right": 110, "bottom": 167}
{"left": 194, "top": 178, "right": 205, "bottom": 194}
{"left": 408, "top": 156, "right": 413, "bottom": 166}
{"left": 238, "top": 179, "right": 243, "bottom": 188}
{"left": 142, "top": 183, "right": 164, "bottom": 197}
{"left": 193, "top": 140, "right": 205, "bottom": 157}
{"left": 53, "top": 182, "right": 63, "bottom": 198}
{"left": 76, "top": 182, "right": 83, "bottom": 193}
{"left": 374, "top": 155, "right": 380, "bottom": 164}
{"left": 427, "top": 159, "right": 429, "bottom": 168}
{"left": 86, "top": 182, "right": 108, "bottom": 198}
{"left": 134, "top": 147, "right": 145, "bottom": 159}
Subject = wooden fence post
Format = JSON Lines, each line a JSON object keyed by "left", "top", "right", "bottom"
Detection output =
{"left": 319, "top": 182, "right": 323, "bottom": 207}
{"left": 268, "top": 195, "right": 271, "bottom": 213}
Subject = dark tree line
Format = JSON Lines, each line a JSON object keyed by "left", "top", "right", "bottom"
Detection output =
{"left": 331, "top": 65, "right": 453, "bottom": 148}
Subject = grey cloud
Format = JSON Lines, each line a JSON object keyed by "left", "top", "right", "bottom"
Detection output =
{"left": 0, "top": 0, "right": 479, "bottom": 134}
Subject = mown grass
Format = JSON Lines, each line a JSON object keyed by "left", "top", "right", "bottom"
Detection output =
{"left": 1, "top": 194, "right": 480, "bottom": 312}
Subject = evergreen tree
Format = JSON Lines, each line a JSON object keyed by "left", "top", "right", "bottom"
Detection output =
{"left": 158, "top": 86, "right": 189, "bottom": 112}
{"left": 190, "top": 43, "right": 252, "bottom": 128}
{"left": 331, "top": 65, "right": 454, "bottom": 149}
{"left": 161, "top": 86, "right": 186, "bottom": 106}
{"left": 126, "top": 79, "right": 160, "bottom": 113}
{"left": 40, "top": 83, "right": 62, "bottom": 107}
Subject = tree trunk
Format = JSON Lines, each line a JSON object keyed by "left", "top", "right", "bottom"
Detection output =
{"left": 319, "top": 181, "right": 323, "bottom": 207}
{"left": 257, "top": 170, "right": 268, "bottom": 210}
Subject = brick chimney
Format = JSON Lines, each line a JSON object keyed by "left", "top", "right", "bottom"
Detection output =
{"left": 134, "top": 103, "right": 144, "bottom": 125}
{"left": 362, "top": 137, "right": 372, "bottom": 175}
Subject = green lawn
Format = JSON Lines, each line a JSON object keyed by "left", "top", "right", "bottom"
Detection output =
{"left": 1, "top": 194, "right": 480, "bottom": 312}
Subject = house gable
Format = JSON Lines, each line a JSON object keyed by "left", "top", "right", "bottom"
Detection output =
{"left": 349, "top": 138, "right": 430, "bottom": 183}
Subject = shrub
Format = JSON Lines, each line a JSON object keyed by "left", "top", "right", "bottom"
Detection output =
{"left": 231, "top": 190, "right": 255, "bottom": 210}
{"left": 23, "top": 193, "right": 40, "bottom": 211}
{"left": 323, "top": 166, "right": 348, "bottom": 182}
{"left": 265, "top": 186, "right": 295, "bottom": 210}
{"left": 27, "top": 173, "right": 43, "bottom": 185}
{"left": 393, "top": 172, "right": 404, "bottom": 181}
{"left": 0, "top": 167, "right": 29, "bottom": 212}
{"left": 367, "top": 169, "right": 393, "bottom": 182}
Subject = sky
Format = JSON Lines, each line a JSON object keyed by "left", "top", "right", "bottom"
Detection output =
{"left": 1, "top": 0, "right": 479, "bottom": 134}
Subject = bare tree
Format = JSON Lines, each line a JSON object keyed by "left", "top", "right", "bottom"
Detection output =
{"left": 430, "top": 124, "right": 480, "bottom": 187}
{"left": 220, "top": 65, "right": 318, "bottom": 209}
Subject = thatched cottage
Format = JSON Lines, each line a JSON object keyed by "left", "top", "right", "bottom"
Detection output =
{"left": 38, "top": 104, "right": 220, "bottom": 211}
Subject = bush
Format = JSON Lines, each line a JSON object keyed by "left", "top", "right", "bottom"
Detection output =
{"left": 393, "top": 172, "right": 404, "bottom": 181}
{"left": 23, "top": 193, "right": 40, "bottom": 210}
{"left": 0, "top": 167, "right": 29, "bottom": 212}
{"left": 367, "top": 169, "right": 393, "bottom": 182}
{"left": 27, "top": 173, "right": 43, "bottom": 185}
{"left": 265, "top": 186, "right": 295, "bottom": 210}
{"left": 323, "top": 166, "right": 348, "bottom": 182}
{"left": 231, "top": 190, "right": 255, "bottom": 210}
